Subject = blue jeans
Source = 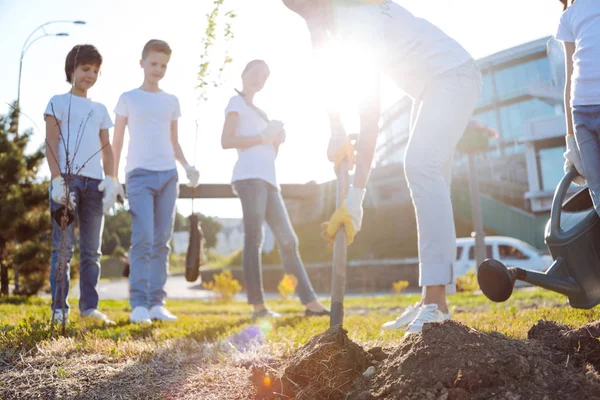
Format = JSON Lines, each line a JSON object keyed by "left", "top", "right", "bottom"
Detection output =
{"left": 573, "top": 104, "right": 600, "bottom": 216}
{"left": 126, "top": 168, "right": 178, "bottom": 309}
{"left": 50, "top": 176, "right": 104, "bottom": 312}
{"left": 233, "top": 179, "right": 318, "bottom": 305}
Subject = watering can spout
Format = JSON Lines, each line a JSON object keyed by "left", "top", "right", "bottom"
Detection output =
{"left": 478, "top": 258, "right": 581, "bottom": 303}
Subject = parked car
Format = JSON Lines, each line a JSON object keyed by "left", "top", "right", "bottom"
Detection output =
{"left": 456, "top": 236, "right": 553, "bottom": 286}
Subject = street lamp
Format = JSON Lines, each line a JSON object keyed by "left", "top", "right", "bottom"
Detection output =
{"left": 15, "top": 20, "right": 86, "bottom": 137}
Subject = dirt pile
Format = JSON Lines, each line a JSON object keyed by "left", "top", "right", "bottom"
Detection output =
{"left": 247, "top": 320, "right": 600, "bottom": 399}
{"left": 528, "top": 319, "right": 600, "bottom": 371}
{"left": 271, "top": 325, "right": 371, "bottom": 400}
{"left": 348, "top": 320, "right": 600, "bottom": 400}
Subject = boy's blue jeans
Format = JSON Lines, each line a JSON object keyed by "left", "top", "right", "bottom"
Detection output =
{"left": 573, "top": 104, "right": 600, "bottom": 216}
{"left": 50, "top": 176, "right": 104, "bottom": 313}
{"left": 233, "top": 179, "right": 318, "bottom": 306}
{"left": 126, "top": 168, "right": 178, "bottom": 309}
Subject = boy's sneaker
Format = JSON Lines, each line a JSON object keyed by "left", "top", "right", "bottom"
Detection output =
{"left": 52, "top": 309, "right": 69, "bottom": 324}
{"left": 81, "top": 309, "right": 115, "bottom": 325}
{"left": 149, "top": 305, "right": 177, "bottom": 321}
{"left": 404, "top": 304, "right": 451, "bottom": 337}
{"left": 130, "top": 307, "right": 152, "bottom": 325}
{"left": 381, "top": 302, "right": 420, "bottom": 330}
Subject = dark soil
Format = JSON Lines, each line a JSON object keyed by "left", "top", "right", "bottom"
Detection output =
{"left": 248, "top": 320, "right": 600, "bottom": 400}
{"left": 528, "top": 319, "right": 600, "bottom": 371}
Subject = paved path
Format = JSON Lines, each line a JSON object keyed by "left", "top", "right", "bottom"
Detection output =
{"left": 43, "top": 274, "right": 419, "bottom": 302}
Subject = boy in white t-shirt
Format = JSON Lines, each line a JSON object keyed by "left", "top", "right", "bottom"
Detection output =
{"left": 112, "top": 39, "right": 200, "bottom": 324}
{"left": 283, "top": 0, "right": 481, "bottom": 334}
{"left": 557, "top": 0, "right": 600, "bottom": 206}
{"left": 45, "top": 44, "right": 119, "bottom": 325}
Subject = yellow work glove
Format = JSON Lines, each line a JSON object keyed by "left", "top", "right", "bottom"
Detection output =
{"left": 327, "top": 134, "right": 355, "bottom": 172}
{"left": 321, "top": 186, "right": 366, "bottom": 248}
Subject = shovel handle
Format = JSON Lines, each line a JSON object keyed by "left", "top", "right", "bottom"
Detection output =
{"left": 330, "top": 134, "right": 357, "bottom": 327}
{"left": 330, "top": 158, "right": 350, "bottom": 327}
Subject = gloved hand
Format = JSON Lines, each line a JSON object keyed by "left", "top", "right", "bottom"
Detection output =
{"left": 273, "top": 128, "right": 286, "bottom": 146}
{"left": 327, "top": 134, "right": 355, "bottom": 172}
{"left": 564, "top": 135, "right": 586, "bottom": 186}
{"left": 185, "top": 165, "right": 200, "bottom": 188}
{"left": 51, "top": 176, "right": 75, "bottom": 209}
{"left": 260, "top": 120, "right": 284, "bottom": 144}
{"left": 98, "top": 176, "right": 119, "bottom": 214}
{"left": 321, "top": 186, "right": 366, "bottom": 246}
{"left": 115, "top": 179, "right": 125, "bottom": 204}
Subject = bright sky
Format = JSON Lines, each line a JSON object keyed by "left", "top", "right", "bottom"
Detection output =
{"left": 0, "top": 0, "right": 563, "bottom": 218}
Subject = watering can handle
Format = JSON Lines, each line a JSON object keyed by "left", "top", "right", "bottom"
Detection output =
{"left": 550, "top": 166, "right": 579, "bottom": 234}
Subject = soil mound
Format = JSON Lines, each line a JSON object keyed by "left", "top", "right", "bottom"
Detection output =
{"left": 349, "top": 320, "right": 600, "bottom": 400}
{"left": 277, "top": 325, "right": 370, "bottom": 400}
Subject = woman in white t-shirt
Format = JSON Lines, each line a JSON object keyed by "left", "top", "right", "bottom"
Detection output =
{"left": 557, "top": 0, "right": 600, "bottom": 207}
{"left": 283, "top": 0, "right": 482, "bottom": 334}
{"left": 221, "top": 60, "right": 329, "bottom": 318}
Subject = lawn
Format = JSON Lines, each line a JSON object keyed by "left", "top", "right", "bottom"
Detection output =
{"left": 0, "top": 289, "right": 598, "bottom": 399}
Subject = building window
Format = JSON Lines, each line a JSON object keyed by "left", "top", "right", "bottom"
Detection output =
{"left": 539, "top": 146, "right": 565, "bottom": 191}
{"left": 499, "top": 99, "right": 556, "bottom": 141}
{"left": 477, "top": 73, "right": 494, "bottom": 107}
{"left": 494, "top": 57, "right": 552, "bottom": 101}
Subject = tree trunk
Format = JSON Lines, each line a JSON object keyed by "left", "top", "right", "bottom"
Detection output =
{"left": 0, "top": 242, "right": 8, "bottom": 296}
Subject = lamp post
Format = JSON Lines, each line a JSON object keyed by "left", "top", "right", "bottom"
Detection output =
{"left": 15, "top": 20, "right": 86, "bottom": 137}
{"left": 457, "top": 120, "right": 499, "bottom": 270}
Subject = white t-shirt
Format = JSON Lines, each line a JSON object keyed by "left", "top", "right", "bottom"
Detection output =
{"left": 114, "top": 89, "right": 181, "bottom": 173}
{"left": 332, "top": 1, "right": 472, "bottom": 99}
{"left": 44, "top": 93, "right": 113, "bottom": 180}
{"left": 225, "top": 95, "right": 278, "bottom": 188}
{"left": 556, "top": 0, "right": 600, "bottom": 106}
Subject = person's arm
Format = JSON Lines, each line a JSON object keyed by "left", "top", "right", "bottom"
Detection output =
{"left": 353, "top": 72, "right": 381, "bottom": 189}
{"left": 170, "top": 120, "right": 192, "bottom": 168}
{"left": 221, "top": 112, "right": 281, "bottom": 150}
{"left": 563, "top": 41, "right": 575, "bottom": 136}
{"left": 112, "top": 115, "right": 127, "bottom": 174}
{"left": 45, "top": 115, "right": 62, "bottom": 179}
{"left": 99, "top": 129, "right": 114, "bottom": 177}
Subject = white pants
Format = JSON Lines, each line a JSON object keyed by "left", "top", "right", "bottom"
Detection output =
{"left": 404, "top": 60, "right": 482, "bottom": 291}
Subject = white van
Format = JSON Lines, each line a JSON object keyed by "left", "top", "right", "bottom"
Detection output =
{"left": 455, "top": 236, "right": 553, "bottom": 280}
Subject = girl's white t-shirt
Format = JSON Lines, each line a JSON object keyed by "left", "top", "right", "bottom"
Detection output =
{"left": 556, "top": 0, "right": 600, "bottom": 106}
{"left": 332, "top": 1, "right": 472, "bottom": 99}
{"left": 225, "top": 95, "right": 278, "bottom": 188}
{"left": 114, "top": 88, "right": 181, "bottom": 173}
{"left": 44, "top": 93, "right": 113, "bottom": 180}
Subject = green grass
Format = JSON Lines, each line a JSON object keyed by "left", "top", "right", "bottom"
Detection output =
{"left": 0, "top": 288, "right": 582, "bottom": 355}
{"left": 0, "top": 289, "right": 598, "bottom": 399}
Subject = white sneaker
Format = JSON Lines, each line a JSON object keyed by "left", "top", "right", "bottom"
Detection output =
{"left": 382, "top": 302, "right": 420, "bottom": 330}
{"left": 52, "top": 309, "right": 69, "bottom": 324}
{"left": 130, "top": 306, "right": 152, "bottom": 325}
{"left": 149, "top": 305, "right": 177, "bottom": 321}
{"left": 81, "top": 309, "right": 115, "bottom": 325}
{"left": 404, "top": 304, "right": 451, "bottom": 337}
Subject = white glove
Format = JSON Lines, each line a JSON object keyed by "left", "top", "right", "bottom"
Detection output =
{"left": 345, "top": 185, "right": 366, "bottom": 232}
{"left": 260, "top": 120, "right": 284, "bottom": 144}
{"left": 98, "top": 176, "right": 119, "bottom": 214}
{"left": 51, "top": 176, "right": 75, "bottom": 209}
{"left": 564, "top": 135, "right": 586, "bottom": 186}
{"left": 185, "top": 165, "right": 200, "bottom": 188}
